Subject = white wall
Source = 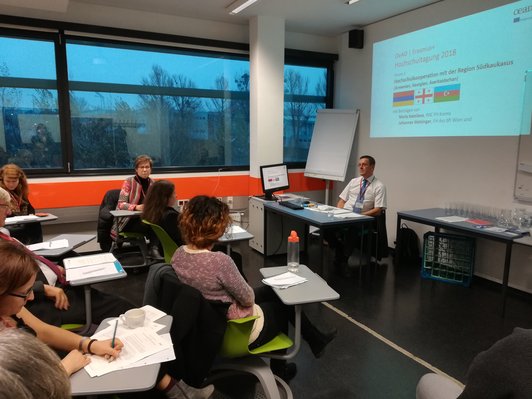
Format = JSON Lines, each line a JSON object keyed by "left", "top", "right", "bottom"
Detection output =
{"left": 334, "top": 0, "right": 532, "bottom": 291}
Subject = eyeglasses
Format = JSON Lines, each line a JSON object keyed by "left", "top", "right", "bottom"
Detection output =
{"left": 9, "top": 287, "right": 33, "bottom": 300}
{"left": 137, "top": 166, "right": 151, "bottom": 169}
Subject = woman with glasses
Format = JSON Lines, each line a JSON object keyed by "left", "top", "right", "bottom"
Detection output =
{"left": 0, "top": 241, "right": 123, "bottom": 376}
{"left": 0, "top": 163, "right": 42, "bottom": 244}
{"left": 112, "top": 154, "right": 160, "bottom": 257}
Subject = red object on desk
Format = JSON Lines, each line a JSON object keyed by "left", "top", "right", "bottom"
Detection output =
{"left": 35, "top": 212, "right": 49, "bottom": 217}
{"left": 466, "top": 218, "right": 492, "bottom": 226}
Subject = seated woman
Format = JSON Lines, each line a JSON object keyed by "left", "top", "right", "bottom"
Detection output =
{"left": 112, "top": 154, "right": 159, "bottom": 257}
{"left": 142, "top": 180, "right": 183, "bottom": 246}
{"left": 0, "top": 185, "right": 133, "bottom": 327}
{"left": 0, "top": 241, "right": 123, "bottom": 377}
{"left": 171, "top": 195, "right": 336, "bottom": 380}
{"left": 143, "top": 181, "right": 244, "bottom": 277}
{"left": 0, "top": 328, "right": 71, "bottom": 398}
{"left": 0, "top": 163, "right": 42, "bottom": 244}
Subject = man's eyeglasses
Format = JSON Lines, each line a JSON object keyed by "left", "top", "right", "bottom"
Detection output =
{"left": 9, "top": 287, "right": 33, "bottom": 300}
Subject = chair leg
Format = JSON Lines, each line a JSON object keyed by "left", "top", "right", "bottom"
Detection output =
{"left": 209, "top": 357, "right": 293, "bottom": 399}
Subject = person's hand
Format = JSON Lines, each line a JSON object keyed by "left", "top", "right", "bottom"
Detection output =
{"left": 44, "top": 285, "right": 70, "bottom": 310}
{"left": 61, "top": 349, "right": 90, "bottom": 376}
{"left": 90, "top": 338, "right": 124, "bottom": 362}
{"left": 135, "top": 204, "right": 144, "bottom": 211}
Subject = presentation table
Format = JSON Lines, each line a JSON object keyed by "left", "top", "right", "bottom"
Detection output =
{"left": 396, "top": 208, "right": 529, "bottom": 315}
{"left": 71, "top": 315, "right": 172, "bottom": 397}
{"left": 262, "top": 200, "right": 374, "bottom": 277}
{"left": 260, "top": 265, "right": 340, "bottom": 360}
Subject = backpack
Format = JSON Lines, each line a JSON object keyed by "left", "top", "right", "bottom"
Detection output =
{"left": 394, "top": 223, "right": 420, "bottom": 266}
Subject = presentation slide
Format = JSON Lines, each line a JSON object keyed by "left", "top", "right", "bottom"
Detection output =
{"left": 370, "top": 0, "right": 532, "bottom": 137}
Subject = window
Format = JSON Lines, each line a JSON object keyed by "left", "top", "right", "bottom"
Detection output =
{"left": 66, "top": 40, "right": 250, "bottom": 169}
{"left": 0, "top": 19, "right": 334, "bottom": 175}
{"left": 283, "top": 65, "right": 328, "bottom": 164}
{"left": 0, "top": 35, "right": 62, "bottom": 169}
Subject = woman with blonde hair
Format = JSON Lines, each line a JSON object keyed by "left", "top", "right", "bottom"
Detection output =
{"left": 0, "top": 164, "right": 42, "bottom": 243}
{"left": 0, "top": 328, "right": 71, "bottom": 399}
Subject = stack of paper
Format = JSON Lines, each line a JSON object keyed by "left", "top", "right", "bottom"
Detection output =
{"left": 262, "top": 272, "right": 308, "bottom": 289}
{"left": 64, "top": 253, "right": 125, "bottom": 283}
{"left": 84, "top": 305, "right": 175, "bottom": 377}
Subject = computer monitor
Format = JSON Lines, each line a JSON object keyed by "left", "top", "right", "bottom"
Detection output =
{"left": 260, "top": 163, "right": 290, "bottom": 201}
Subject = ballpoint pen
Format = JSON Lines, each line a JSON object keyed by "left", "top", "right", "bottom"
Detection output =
{"left": 111, "top": 319, "right": 118, "bottom": 348}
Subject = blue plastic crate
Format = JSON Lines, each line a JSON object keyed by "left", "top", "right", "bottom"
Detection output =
{"left": 421, "top": 232, "right": 475, "bottom": 287}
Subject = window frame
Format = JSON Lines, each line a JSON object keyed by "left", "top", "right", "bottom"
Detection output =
{"left": 0, "top": 15, "right": 336, "bottom": 177}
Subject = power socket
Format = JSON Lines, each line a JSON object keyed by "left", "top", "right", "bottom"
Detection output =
{"left": 226, "top": 196, "right": 234, "bottom": 209}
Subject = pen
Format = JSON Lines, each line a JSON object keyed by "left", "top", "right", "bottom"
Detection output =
{"left": 111, "top": 319, "right": 118, "bottom": 348}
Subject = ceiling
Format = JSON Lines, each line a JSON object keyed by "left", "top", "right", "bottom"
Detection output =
{"left": 2, "top": 0, "right": 442, "bottom": 37}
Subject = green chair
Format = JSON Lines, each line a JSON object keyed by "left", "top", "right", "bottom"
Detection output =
{"left": 211, "top": 316, "right": 294, "bottom": 399}
{"left": 141, "top": 219, "right": 179, "bottom": 263}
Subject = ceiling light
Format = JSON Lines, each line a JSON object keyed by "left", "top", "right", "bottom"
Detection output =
{"left": 346, "top": 0, "right": 360, "bottom": 4}
{"left": 226, "top": 0, "right": 260, "bottom": 15}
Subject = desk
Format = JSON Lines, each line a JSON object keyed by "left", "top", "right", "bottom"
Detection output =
{"left": 260, "top": 265, "right": 340, "bottom": 360}
{"left": 5, "top": 213, "right": 58, "bottom": 225}
{"left": 71, "top": 315, "right": 172, "bottom": 397}
{"left": 68, "top": 256, "right": 127, "bottom": 335}
{"left": 396, "top": 208, "right": 528, "bottom": 315}
{"left": 262, "top": 200, "right": 373, "bottom": 277}
{"left": 219, "top": 226, "right": 254, "bottom": 255}
{"left": 33, "top": 233, "right": 96, "bottom": 257}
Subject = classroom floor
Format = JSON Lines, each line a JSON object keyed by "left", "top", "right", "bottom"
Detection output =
{"left": 92, "top": 236, "right": 532, "bottom": 399}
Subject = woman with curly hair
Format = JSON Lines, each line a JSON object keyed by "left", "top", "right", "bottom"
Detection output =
{"left": 171, "top": 195, "right": 336, "bottom": 381}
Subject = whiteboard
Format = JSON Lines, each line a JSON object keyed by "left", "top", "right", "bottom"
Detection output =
{"left": 304, "top": 109, "right": 359, "bottom": 181}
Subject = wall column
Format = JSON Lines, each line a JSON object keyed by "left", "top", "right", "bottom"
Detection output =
{"left": 249, "top": 15, "right": 285, "bottom": 185}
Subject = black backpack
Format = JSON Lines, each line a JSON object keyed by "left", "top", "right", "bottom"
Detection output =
{"left": 395, "top": 223, "right": 420, "bottom": 266}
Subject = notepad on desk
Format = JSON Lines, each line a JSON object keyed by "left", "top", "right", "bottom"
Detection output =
{"left": 27, "top": 239, "right": 69, "bottom": 251}
{"left": 64, "top": 253, "right": 125, "bottom": 283}
{"left": 262, "top": 272, "right": 308, "bottom": 289}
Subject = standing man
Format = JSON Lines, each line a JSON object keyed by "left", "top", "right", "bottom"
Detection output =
{"left": 332, "top": 155, "right": 387, "bottom": 268}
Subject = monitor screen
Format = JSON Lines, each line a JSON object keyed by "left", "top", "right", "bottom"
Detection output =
{"left": 260, "top": 163, "right": 290, "bottom": 200}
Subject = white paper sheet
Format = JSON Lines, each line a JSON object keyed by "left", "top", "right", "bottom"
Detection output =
{"left": 27, "top": 239, "right": 69, "bottom": 251}
{"left": 262, "top": 272, "right": 308, "bottom": 289}
{"left": 66, "top": 262, "right": 118, "bottom": 281}
{"left": 85, "top": 325, "right": 173, "bottom": 377}
{"left": 435, "top": 216, "right": 469, "bottom": 222}
{"left": 64, "top": 253, "right": 117, "bottom": 269}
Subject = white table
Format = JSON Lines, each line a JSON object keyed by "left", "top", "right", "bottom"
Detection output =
{"left": 71, "top": 315, "right": 172, "bottom": 397}
{"left": 260, "top": 264, "right": 339, "bottom": 360}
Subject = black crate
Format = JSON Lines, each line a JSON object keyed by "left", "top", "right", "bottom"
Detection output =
{"left": 421, "top": 232, "right": 475, "bottom": 287}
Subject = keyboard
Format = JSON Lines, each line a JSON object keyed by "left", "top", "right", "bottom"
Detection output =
{"left": 278, "top": 200, "right": 304, "bottom": 210}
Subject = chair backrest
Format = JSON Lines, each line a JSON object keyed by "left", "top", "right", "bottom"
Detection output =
{"left": 97, "top": 189, "right": 121, "bottom": 251}
{"left": 142, "top": 219, "right": 179, "bottom": 263}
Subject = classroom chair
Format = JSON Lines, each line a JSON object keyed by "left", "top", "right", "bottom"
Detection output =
{"left": 142, "top": 219, "right": 179, "bottom": 263}
{"left": 143, "top": 263, "right": 294, "bottom": 399}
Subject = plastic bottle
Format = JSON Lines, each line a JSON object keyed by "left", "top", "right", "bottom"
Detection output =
{"left": 287, "top": 230, "right": 300, "bottom": 273}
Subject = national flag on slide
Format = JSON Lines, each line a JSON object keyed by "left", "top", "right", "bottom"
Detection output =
{"left": 434, "top": 84, "right": 461, "bottom": 102}
{"left": 393, "top": 90, "right": 414, "bottom": 107}
{"left": 414, "top": 88, "right": 433, "bottom": 104}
